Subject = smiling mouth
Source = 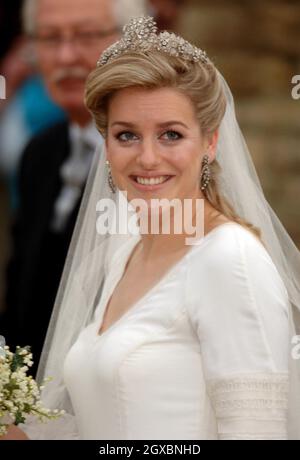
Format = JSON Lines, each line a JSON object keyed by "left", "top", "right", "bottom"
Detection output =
{"left": 130, "top": 175, "right": 173, "bottom": 186}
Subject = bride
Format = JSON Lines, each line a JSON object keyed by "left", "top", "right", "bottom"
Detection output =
{"left": 5, "top": 16, "right": 300, "bottom": 440}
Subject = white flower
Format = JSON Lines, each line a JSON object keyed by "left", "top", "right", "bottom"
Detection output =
{"left": 0, "top": 344, "right": 64, "bottom": 437}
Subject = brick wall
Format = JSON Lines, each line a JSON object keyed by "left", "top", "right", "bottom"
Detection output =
{"left": 177, "top": 0, "right": 300, "bottom": 247}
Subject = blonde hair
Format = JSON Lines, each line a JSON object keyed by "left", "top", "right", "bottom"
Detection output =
{"left": 85, "top": 51, "right": 262, "bottom": 241}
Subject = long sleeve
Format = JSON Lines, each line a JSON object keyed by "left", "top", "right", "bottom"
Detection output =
{"left": 20, "top": 414, "right": 80, "bottom": 440}
{"left": 186, "top": 225, "right": 289, "bottom": 440}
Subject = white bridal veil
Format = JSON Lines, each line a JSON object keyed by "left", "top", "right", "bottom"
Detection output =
{"left": 27, "top": 20, "right": 300, "bottom": 439}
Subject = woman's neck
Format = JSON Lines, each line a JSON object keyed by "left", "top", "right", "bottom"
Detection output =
{"left": 137, "top": 198, "right": 221, "bottom": 263}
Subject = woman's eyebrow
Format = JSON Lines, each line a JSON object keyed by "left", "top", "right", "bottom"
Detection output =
{"left": 110, "top": 121, "right": 188, "bottom": 128}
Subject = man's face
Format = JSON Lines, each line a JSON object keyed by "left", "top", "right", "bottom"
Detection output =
{"left": 34, "top": 0, "right": 120, "bottom": 116}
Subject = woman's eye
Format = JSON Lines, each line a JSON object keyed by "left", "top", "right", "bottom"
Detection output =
{"left": 161, "top": 131, "right": 182, "bottom": 141}
{"left": 116, "top": 132, "right": 138, "bottom": 142}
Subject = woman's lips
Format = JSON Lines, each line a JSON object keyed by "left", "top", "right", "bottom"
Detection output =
{"left": 129, "top": 175, "right": 174, "bottom": 191}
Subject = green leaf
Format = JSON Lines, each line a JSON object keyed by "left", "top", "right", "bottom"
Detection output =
{"left": 11, "top": 352, "right": 24, "bottom": 372}
{"left": 14, "top": 411, "right": 26, "bottom": 425}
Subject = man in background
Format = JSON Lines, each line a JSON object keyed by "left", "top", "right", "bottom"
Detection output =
{"left": 1, "top": 0, "right": 147, "bottom": 374}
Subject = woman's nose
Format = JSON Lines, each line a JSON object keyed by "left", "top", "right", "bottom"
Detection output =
{"left": 136, "top": 138, "right": 161, "bottom": 168}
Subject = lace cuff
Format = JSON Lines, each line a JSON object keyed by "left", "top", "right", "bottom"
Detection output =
{"left": 20, "top": 413, "right": 80, "bottom": 440}
{"left": 207, "top": 373, "right": 289, "bottom": 440}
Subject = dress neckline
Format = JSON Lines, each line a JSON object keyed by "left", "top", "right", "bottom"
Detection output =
{"left": 95, "top": 221, "right": 241, "bottom": 339}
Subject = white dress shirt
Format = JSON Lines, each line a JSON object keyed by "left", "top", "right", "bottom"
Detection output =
{"left": 51, "top": 122, "right": 102, "bottom": 232}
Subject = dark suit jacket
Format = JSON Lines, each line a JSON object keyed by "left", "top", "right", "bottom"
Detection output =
{"left": 1, "top": 120, "right": 83, "bottom": 374}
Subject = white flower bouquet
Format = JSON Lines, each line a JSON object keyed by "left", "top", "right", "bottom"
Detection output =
{"left": 0, "top": 336, "right": 64, "bottom": 437}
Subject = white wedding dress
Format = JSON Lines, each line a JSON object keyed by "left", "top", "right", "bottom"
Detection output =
{"left": 22, "top": 222, "right": 289, "bottom": 440}
{"left": 60, "top": 222, "right": 288, "bottom": 440}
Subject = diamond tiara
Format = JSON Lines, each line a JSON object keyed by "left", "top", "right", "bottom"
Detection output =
{"left": 97, "top": 16, "right": 209, "bottom": 67}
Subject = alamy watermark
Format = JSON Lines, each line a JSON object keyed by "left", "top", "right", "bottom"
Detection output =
{"left": 96, "top": 191, "right": 205, "bottom": 246}
{"left": 291, "top": 75, "right": 300, "bottom": 100}
{"left": 0, "top": 75, "right": 6, "bottom": 100}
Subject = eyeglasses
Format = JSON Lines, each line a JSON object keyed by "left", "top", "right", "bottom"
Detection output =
{"left": 31, "top": 28, "right": 120, "bottom": 50}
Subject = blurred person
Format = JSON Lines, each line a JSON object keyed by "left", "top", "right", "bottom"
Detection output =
{"left": 0, "top": 39, "right": 66, "bottom": 210}
{"left": 0, "top": 73, "right": 66, "bottom": 210}
{"left": 0, "top": 11, "right": 66, "bottom": 210}
{"left": 1, "top": 0, "right": 148, "bottom": 374}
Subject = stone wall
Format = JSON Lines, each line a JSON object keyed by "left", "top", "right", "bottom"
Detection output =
{"left": 177, "top": 0, "right": 300, "bottom": 247}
